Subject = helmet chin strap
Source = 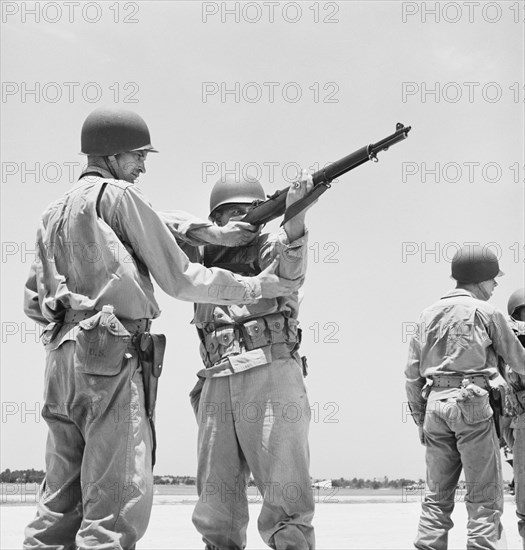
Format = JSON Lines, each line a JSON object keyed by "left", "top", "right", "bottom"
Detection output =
{"left": 104, "top": 155, "right": 120, "bottom": 179}
{"left": 475, "top": 282, "right": 491, "bottom": 301}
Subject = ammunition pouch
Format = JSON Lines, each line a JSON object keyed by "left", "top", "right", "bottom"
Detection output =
{"left": 200, "top": 313, "right": 300, "bottom": 368}
{"left": 457, "top": 386, "right": 493, "bottom": 425}
{"left": 134, "top": 332, "right": 166, "bottom": 468}
{"left": 73, "top": 310, "right": 132, "bottom": 376}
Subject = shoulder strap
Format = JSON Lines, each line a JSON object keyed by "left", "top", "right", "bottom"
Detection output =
{"left": 77, "top": 170, "right": 108, "bottom": 218}
{"left": 95, "top": 182, "right": 108, "bottom": 219}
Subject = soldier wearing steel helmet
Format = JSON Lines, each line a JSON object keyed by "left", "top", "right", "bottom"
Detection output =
{"left": 507, "top": 288, "right": 525, "bottom": 343}
{"left": 164, "top": 173, "right": 316, "bottom": 549}
{"left": 22, "top": 107, "right": 299, "bottom": 550}
{"left": 503, "top": 287, "right": 525, "bottom": 547}
{"left": 405, "top": 245, "right": 525, "bottom": 550}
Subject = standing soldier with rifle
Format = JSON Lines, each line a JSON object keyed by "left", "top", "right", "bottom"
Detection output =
{"left": 164, "top": 171, "right": 316, "bottom": 549}
{"left": 503, "top": 288, "right": 525, "bottom": 548}
{"left": 22, "top": 107, "right": 299, "bottom": 550}
{"left": 158, "top": 122, "right": 412, "bottom": 548}
{"left": 405, "top": 246, "right": 525, "bottom": 550}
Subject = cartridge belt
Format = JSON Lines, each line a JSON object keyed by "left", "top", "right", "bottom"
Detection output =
{"left": 200, "top": 313, "right": 299, "bottom": 366}
{"left": 430, "top": 374, "right": 489, "bottom": 390}
{"left": 63, "top": 309, "right": 152, "bottom": 336}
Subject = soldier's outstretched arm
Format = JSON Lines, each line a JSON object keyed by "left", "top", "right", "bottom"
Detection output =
{"left": 159, "top": 210, "right": 259, "bottom": 248}
{"left": 117, "top": 187, "right": 298, "bottom": 304}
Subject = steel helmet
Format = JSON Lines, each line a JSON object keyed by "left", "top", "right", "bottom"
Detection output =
{"left": 451, "top": 245, "right": 504, "bottom": 283}
{"left": 508, "top": 288, "right": 525, "bottom": 317}
{"left": 81, "top": 107, "right": 158, "bottom": 156}
{"left": 209, "top": 175, "right": 266, "bottom": 216}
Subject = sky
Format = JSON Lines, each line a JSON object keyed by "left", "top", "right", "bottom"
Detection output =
{"left": 1, "top": 1, "right": 524, "bottom": 481}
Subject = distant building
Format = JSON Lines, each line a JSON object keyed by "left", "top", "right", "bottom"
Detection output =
{"left": 311, "top": 479, "right": 333, "bottom": 489}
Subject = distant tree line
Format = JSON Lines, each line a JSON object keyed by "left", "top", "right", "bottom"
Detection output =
{"left": 330, "top": 477, "right": 423, "bottom": 489}
{"left": 0, "top": 470, "right": 424, "bottom": 490}
{"left": 0, "top": 469, "right": 45, "bottom": 483}
{"left": 153, "top": 475, "right": 196, "bottom": 485}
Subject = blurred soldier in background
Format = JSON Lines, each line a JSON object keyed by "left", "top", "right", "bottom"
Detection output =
{"left": 503, "top": 287, "right": 525, "bottom": 548}
{"left": 405, "top": 245, "right": 525, "bottom": 550}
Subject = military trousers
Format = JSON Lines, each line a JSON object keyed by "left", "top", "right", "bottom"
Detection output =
{"left": 24, "top": 339, "right": 153, "bottom": 550}
{"left": 192, "top": 356, "right": 315, "bottom": 549}
{"left": 415, "top": 395, "right": 503, "bottom": 550}
{"left": 511, "top": 415, "right": 525, "bottom": 545}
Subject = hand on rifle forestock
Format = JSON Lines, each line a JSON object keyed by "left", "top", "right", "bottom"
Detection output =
{"left": 286, "top": 169, "right": 315, "bottom": 211}
{"left": 284, "top": 169, "right": 314, "bottom": 242}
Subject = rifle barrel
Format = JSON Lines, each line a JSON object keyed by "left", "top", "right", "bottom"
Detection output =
{"left": 241, "top": 123, "right": 411, "bottom": 226}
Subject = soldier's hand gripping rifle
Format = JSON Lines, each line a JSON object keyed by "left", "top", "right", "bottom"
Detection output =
{"left": 241, "top": 123, "right": 412, "bottom": 226}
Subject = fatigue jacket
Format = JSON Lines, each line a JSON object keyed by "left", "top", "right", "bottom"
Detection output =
{"left": 24, "top": 167, "right": 262, "bottom": 334}
{"left": 405, "top": 289, "right": 525, "bottom": 425}
{"left": 506, "top": 317, "right": 525, "bottom": 424}
{"left": 162, "top": 213, "right": 307, "bottom": 371}
{"left": 507, "top": 317, "right": 525, "bottom": 391}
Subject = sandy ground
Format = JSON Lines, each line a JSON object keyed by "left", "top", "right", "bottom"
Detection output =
{"left": 1, "top": 497, "right": 523, "bottom": 549}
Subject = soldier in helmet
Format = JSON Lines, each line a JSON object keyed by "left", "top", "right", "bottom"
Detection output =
{"left": 507, "top": 287, "right": 525, "bottom": 341}
{"left": 23, "top": 107, "right": 299, "bottom": 550}
{"left": 405, "top": 245, "right": 525, "bottom": 550}
{"left": 504, "top": 287, "right": 525, "bottom": 547}
{"left": 165, "top": 173, "right": 316, "bottom": 549}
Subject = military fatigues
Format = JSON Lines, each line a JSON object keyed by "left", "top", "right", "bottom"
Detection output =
{"left": 168, "top": 217, "right": 315, "bottom": 549}
{"left": 504, "top": 318, "right": 525, "bottom": 546}
{"left": 405, "top": 289, "right": 525, "bottom": 550}
{"left": 24, "top": 167, "right": 264, "bottom": 550}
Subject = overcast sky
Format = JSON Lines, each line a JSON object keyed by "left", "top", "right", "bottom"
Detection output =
{"left": 1, "top": 1, "right": 524, "bottom": 480}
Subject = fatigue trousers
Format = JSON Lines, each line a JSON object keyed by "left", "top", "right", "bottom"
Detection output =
{"left": 192, "top": 357, "right": 315, "bottom": 550}
{"left": 415, "top": 396, "right": 503, "bottom": 550}
{"left": 24, "top": 340, "right": 153, "bottom": 550}
{"left": 511, "top": 415, "right": 525, "bottom": 546}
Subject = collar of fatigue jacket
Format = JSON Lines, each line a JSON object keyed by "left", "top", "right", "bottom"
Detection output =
{"left": 439, "top": 289, "right": 477, "bottom": 300}
{"left": 79, "top": 165, "right": 115, "bottom": 180}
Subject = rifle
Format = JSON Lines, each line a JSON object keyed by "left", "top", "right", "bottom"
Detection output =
{"left": 241, "top": 122, "right": 412, "bottom": 226}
